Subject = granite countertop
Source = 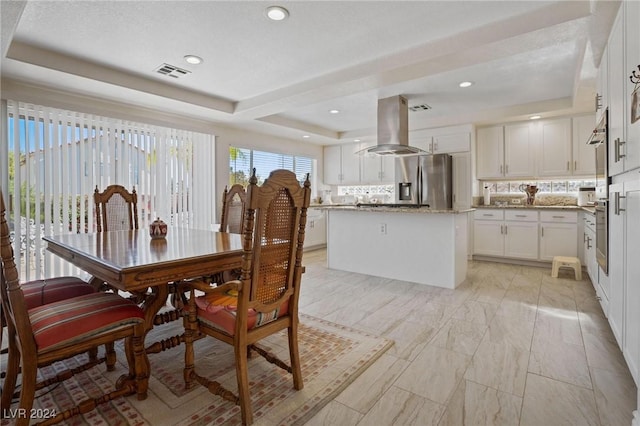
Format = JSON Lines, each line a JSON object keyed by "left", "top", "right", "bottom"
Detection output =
{"left": 473, "top": 204, "right": 596, "bottom": 213}
{"left": 319, "top": 205, "right": 475, "bottom": 214}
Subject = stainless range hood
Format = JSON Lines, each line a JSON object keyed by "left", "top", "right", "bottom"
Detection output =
{"left": 360, "top": 95, "right": 424, "bottom": 156}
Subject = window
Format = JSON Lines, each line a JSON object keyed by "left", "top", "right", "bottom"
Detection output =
{"left": 229, "top": 147, "right": 313, "bottom": 186}
{"left": 2, "top": 100, "right": 214, "bottom": 280}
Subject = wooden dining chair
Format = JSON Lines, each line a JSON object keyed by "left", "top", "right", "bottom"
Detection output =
{"left": 209, "top": 184, "right": 247, "bottom": 285}
{"left": 0, "top": 189, "right": 149, "bottom": 425}
{"left": 0, "top": 190, "right": 98, "bottom": 375}
{"left": 94, "top": 184, "right": 184, "bottom": 354}
{"left": 183, "top": 169, "right": 311, "bottom": 425}
{"left": 94, "top": 184, "right": 139, "bottom": 232}
{"left": 219, "top": 184, "right": 247, "bottom": 234}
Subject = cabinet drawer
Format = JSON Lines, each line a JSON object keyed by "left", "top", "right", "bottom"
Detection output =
{"left": 582, "top": 214, "right": 596, "bottom": 232}
{"left": 474, "top": 209, "right": 504, "bottom": 220}
{"left": 505, "top": 210, "right": 538, "bottom": 222}
{"left": 540, "top": 211, "right": 577, "bottom": 223}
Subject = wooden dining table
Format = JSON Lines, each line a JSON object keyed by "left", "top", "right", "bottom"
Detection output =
{"left": 43, "top": 227, "right": 244, "bottom": 395}
{"left": 44, "top": 225, "right": 243, "bottom": 327}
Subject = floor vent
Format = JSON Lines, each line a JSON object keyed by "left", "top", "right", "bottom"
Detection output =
{"left": 409, "top": 103, "right": 432, "bottom": 112}
{"left": 155, "top": 63, "right": 191, "bottom": 79}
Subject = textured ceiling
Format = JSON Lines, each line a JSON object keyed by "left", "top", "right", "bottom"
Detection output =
{"left": 0, "top": 1, "right": 621, "bottom": 145}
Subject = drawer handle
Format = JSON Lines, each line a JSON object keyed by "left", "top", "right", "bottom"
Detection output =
{"left": 552, "top": 215, "right": 565, "bottom": 219}
{"left": 515, "top": 214, "right": 527, "bottom": 218}
{"left": 482, "top": 214, "right": 494, "bottom": 217}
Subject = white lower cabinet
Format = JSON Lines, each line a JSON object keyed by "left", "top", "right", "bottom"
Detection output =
{"left": 474, "top": 209, "right": 579, "bottom": 262}
{"left": 473, "top": 210, "right": 504, "bottom": 256}
{"left": 304, "top": 208, "right": 327, "bottom": 249}
{"left": 474, "top": 209, "right": 538, "bottom": 259}
{"left": 582, "top": 212, "right": 598, "bottom": 283}
{"left": 539, "top": 211, "right": 578, "bottom": 261}
{"left": 608, "top": 182, "right": 624, "bottom": 345}
{"left": 620, "top": 177, "right": 640, "bottom": 384}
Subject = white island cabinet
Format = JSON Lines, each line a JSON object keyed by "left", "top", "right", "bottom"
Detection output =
{"left": 325, "top": 206, "right": 472, "bottom": 289}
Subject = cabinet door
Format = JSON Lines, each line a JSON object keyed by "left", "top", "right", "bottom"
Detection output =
{"left": 341, "top": 143, "right": 362, "bottom": 184}
{"left": 608, "top": 182, "right": 624, "bottom": 346}
{"left": 608, "top": 9, "right": 625, "bottom": 176}
{"left": 505, "top": 123, "right": 535, "bottom": 178}
{"left": 539, "top": 223, "right": 578, "bottom": 261}
{"left": 411, "top": 136, "right": 433, "bottom": 154}
{"left": 539, "top": 118, "right": 572, "bottom": 176}
{"left": 584, "top": 225, "right": 597, "bottom": 284}
{"left": 433, "top": 133, "right": 470, "bottom": 154}
{"left": 597, "top": 44, "right": 609, "bottom": 115}
{"left": 473, "top": 221, "right": 504, "bottom": 256}
{"left": 452, "top": 153, "right": 471, "bottom": 210}
{"left": 323, "top": 145, "right": 342, "bottom": 185}
{"left": 476, "top": 126, "right": 504, "bottom": 179}
{"left": 572, "top": 115, "right": 597, "bottom": 175}
{"left": 504, "top": 221, "right": 538, "bottom": 259}
{"left": 304, "top": 209, "right": 327, "bottom": 248}
{"left": 623, "top": 178, "right": 640, "bottom": 383}
{"left": 625, "top": 0, "right": 640, "bottom": 171}
{"left": 361, "top": 149, "right": 382, "bottom": 183}
{"left": 380, "top": 154, "right": 395, "bottom": 183}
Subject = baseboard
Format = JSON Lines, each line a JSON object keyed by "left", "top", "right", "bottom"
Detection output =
{"left": 472, "top": 255, "right": 552, "bottom": 269}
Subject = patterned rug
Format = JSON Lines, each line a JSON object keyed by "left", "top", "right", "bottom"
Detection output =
{"left": 1, "top": 314, "right": 392, "bottom": 425}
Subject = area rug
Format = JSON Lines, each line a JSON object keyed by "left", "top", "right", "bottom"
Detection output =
{"left": 1, "top": 314, "right": 392, "bottom": 425}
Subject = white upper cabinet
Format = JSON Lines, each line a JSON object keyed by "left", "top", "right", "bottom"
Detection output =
{"left": 324, "top": 143, "right": 395, "bottom": 185}
{"left": 323, "top": 143, "right": 361, "bottom": 185}
{"left": 360, "top": 146, "right": 395, "bottom": 184}
{"left": 572, "top": 114, "right": 597, "bottom": 175}
{"left": 608, "top": 8, "right": 626, "bottom": 176}
{"left": 432, "top": 133, "right": 470, "bottom": 154}
{"left": 624, "top": 0, "right": 640, "bottom": 172}
{"left": 538, "top": 118, "right": 572, "bottom": 177}
{"left": 476, "top": 126, "right": 504, "bottom": 179}
{"left": 410, "top": 131, "right": 471, "bottom": 155}
{"left": 504, "top": 123, "right": 535, "bottom": 178}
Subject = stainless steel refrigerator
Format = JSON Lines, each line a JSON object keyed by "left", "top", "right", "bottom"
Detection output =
{"left": 395, "top": 153, "right": 453, "bottom": 209}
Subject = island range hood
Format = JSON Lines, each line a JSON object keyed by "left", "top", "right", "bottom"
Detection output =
{"left": 359, "top": 95, "right": 424, "bottom": 156}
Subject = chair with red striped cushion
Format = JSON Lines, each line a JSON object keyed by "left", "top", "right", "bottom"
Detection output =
{"left": 0, "top": 189, "right": 149, "bottom": 425}
{"left": 0, "top": 193, "right": 100, "bottom": 370}
{"left": 183, "top": 169, "right": 311, "bottom": 425}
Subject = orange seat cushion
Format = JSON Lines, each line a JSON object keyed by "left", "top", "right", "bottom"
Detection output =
{"left": 195, "top": 289, "right": 289, "bottom": 335}
{"left": 29, "top": 292, "right": 144, "bottom": 351}
{"left": 22, "top": 277, "right": 95, "bottom": 310}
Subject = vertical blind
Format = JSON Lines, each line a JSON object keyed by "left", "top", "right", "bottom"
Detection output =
{"left": 229, "top": 147, "right": 313, "bottom": 186}
{"left": 2, "top": 100, "right": 214, "bottom": 281}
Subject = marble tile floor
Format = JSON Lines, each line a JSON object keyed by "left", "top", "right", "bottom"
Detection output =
{"left": 301, "top": 249, "right": 637, "bottom": 426}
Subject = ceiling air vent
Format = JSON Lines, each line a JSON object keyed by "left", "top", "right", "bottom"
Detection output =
{"left": 409, "top": 103, "right": 432, "bottom": 112}
{"left": 155, "top": 63, "right": 191, "bottom": 79}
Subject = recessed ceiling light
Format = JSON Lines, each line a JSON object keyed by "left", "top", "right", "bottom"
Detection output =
{"left": 529, "top": 115, "right": 541, "bottom": 120}
{"left": 184, "top": 55, "right": 203, "bottom": 65}
{"left": 458, "top": 81, "right": 473, "bottom": 88}
{"left": 265, "top": 6, "right": 289, "bottom": 21}
{"left": 302, "top": 135, "right": 310, "bottom": 139}
{"left": 354, "top": 139, "right": 361, "bottom": 142}
{"left": 329, "top": 109, "right": 340, "bottom": 114}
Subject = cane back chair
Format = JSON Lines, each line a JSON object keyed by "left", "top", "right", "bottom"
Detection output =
{"left": 210, "top": 184, "right": 247, "bottom": 285}
{"left": 183, "top": 169, "right": 311, "bottom": 425}
{"left": 0, "top": 190, "right": 149, "bottom": 425}
{"left": 94, "top": 184, "right": 139, "bottom": 232}
{"left": 94, "top": 184, "right": 187, "bottom": 354}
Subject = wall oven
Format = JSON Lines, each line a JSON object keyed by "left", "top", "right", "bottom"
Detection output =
{"left": 591, "top": 109, "right": 608, "bottom": 274}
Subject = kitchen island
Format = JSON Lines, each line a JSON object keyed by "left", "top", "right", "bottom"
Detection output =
{"left": 323, "top": 206, "right": 473, "bottom": 289}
